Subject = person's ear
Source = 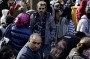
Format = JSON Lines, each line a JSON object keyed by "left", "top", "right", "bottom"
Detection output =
{"left": 77, "top": 43, "right": 83, "bottom": 48}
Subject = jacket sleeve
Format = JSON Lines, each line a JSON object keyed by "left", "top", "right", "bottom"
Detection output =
{"left": 67, "top": 20, "right": 75, "bottom": 35}
{"left": 30, "top": 14, "right": 36, "bottom": 30}
{"left": 49, "top": 16, "right": 56, "bottom": 41}
{"left": 4, "top": 24, "right": 12, "bottom": 39}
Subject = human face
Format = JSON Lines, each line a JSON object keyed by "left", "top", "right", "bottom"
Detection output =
{"left": 29, "top": 37, "right": 42, "bottom": 51}
{"left": 37, "top": 5, "right": 46, "bottom": 16}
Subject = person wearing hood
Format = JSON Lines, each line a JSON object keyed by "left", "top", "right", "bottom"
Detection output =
{"left": 4, "top": 13, "right": 32, "bottom": 56}
{"left": 77, "top": 8, "right": 90, "bottom": 36}
{"left": 76, "top": 0, "right": 87, "bottom": 23}
{"left": 0, "top": 9, "right": 10, "bottom": 24}
{"left": 75, "top": 0, "right": 81, "bottom": 6}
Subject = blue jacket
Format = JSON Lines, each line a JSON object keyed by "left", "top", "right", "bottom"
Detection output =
{"left": 30, "top": 12, "right": 56, "bottom": 44}
{"left": 17, "top": 43, "right": 42, "bottom": 59}
{"left": 5, "top": 24, "right": 32, "bottom": 56}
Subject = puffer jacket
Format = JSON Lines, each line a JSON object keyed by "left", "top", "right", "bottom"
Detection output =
{"left": 5, "top": 24, "right": 32, "bottom": 56}
{"left": 30, "top": 12, "right": 56, "bottom": 44}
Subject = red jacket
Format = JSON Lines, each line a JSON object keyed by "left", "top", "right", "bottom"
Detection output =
{"left": 10, "top": 4, "right": 20, "bottom": 16}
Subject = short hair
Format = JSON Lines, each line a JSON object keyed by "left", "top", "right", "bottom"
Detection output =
{"left": 79, "top": 37, "right": 90, "bottom": 48}
{"left": 37, "top": 1, "right": 47, "bottom": 8}
{"left": 29, "top": 33, "right": 42, "bottom": 41}
{"left": 75, "top": 31, "right": 86, "bottom": 38}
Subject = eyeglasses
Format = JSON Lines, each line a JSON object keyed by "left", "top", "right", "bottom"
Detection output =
{"left": 32, "top": 42, "right": 41, "bottom": 45}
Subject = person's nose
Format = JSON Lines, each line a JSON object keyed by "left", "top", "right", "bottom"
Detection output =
{"left": 35, "top": 44, "right": 40, "bottom": 48}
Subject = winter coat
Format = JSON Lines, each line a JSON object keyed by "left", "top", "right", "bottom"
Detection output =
{"left": 5, "top": 24, "right": 32, "bottom": 56}
{"left": 30, "top": 12, "right": 56, "bottom": 44}
{"left": 17, "top": 43, "right": 42, "bottom": 59}
{"left": 5, "top": 13, "right": 32, "bottom": 56}
{"left": 77, "top": 15, "right": 90, "bottom": 36}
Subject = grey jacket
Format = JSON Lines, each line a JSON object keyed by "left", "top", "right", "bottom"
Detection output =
{"left": 30, "top": 12, "right": 56, "bottom": 44}
{"left": 66, "top": 48, "right": 89, "bottom": 59}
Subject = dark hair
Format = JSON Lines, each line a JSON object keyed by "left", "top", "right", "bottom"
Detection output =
{"left": 6, "top": 16, "right": 15, "bottom": 25}
{"left": 0, "top": 46, "right": 14, "bottom": 59}
{"left": 75, "top": 31, "right": 86, "bottom": 39}
{"left": 86, "top": 8, "right": 90, "bottom": 19}
{"left": 47, "top": 35, "right": 80, "bottom": 59}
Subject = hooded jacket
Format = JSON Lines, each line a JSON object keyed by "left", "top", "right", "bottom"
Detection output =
{"left": 5, "top": 13, "right": 32, "bottom": 56}
{"left": 77, "top": 15, "right": 90, "bottom": 36}
{"left": 0, "top": 9, "right": 9, "bottom": 24}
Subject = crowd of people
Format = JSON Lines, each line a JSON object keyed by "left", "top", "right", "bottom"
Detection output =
{"left": 0, "top": 0, "right": 90, "bottom": 59}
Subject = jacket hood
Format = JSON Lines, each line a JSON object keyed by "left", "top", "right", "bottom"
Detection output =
{"left": 2, "top": 9, "right": 9, "bottom": 16}
{"left": 14, "top": 13, "right": 30, "bottom": 27}
{"left": 81, "top": 15, "right": 87, "bottom": 19}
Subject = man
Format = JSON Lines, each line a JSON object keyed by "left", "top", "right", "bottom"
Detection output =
{"left": 17, "top": 33, "right": 42, "bottom": 59}
{"left": 77, "top": 8, "right": 90, "bottom": 36}
{"left": 66, "top": 37, "right": 90, "bottom": 59}
{"left": 30, "top": 1, "right": 56, "bottom": 58}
